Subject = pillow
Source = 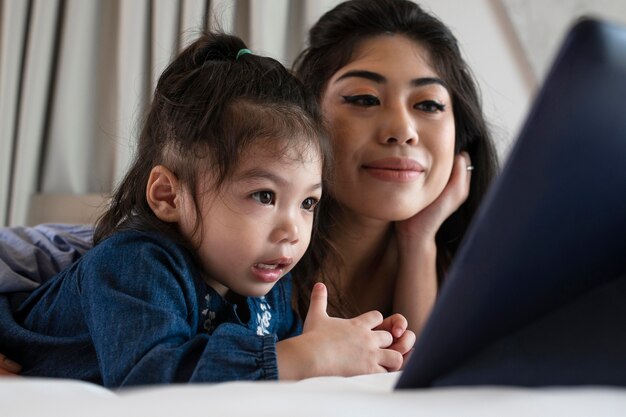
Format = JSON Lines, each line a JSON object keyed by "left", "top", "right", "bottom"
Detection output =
{"left": 0, "top": 224, "right": 94, "bottom": 292}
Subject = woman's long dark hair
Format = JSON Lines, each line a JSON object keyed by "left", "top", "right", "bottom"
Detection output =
{"left": 95, "top": 32, "right": 333, "bottom": 308}
{"left": 293, "top": 0, "right": 499, "bottom": 317}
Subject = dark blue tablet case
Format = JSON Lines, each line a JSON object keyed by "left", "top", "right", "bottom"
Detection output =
{"left": 396, "top": 17, "right": 626, "bottom": 389}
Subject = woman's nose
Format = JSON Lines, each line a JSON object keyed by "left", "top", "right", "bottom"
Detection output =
{"left": 380, "top": 106, "right": 418, "bottom": 145}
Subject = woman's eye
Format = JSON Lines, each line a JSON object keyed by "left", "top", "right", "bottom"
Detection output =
{"left": 301, "top": 197, "right": 319, "bottom": 212}
{"left": 252, "top": 191, "right": 275, "bottom": 205}
{"left": 342, "top": 95, "right": 380, "bottom": 107}
{"left": 415, "top": 100, "right": 446, "bottom": 113}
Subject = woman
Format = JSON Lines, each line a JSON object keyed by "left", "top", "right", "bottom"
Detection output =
{"left": 291, "top": 0, "right": 498, "bottom": 335}
{"left": 0, "top": 0, "right": 498, "bottom": 375}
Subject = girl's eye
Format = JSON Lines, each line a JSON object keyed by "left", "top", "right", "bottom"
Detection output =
{"left": 301, "top": 197, "right": 319, "bottom": 212}
{"left": 415, "top": 100, "right": 446, "bottom": 113}
{"left": 252, "top": 191, "right": 275, "bottom": 205}
{"left": 342, "top": 94, "right": 380, "bottom": 107}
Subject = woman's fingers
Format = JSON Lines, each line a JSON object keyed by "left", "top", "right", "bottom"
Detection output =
{"left": 375, "top": 313, "right": 408, "bottom": 338}
{"left": 388, "top": 329, "right": 417, "bottom": 356}
{"left": 452, "top": 151, "right": 472, "bottom": 202}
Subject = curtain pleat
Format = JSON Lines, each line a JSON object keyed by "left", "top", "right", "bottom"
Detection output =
{"left": 40, "top": 0, "right": 118, "bottom": 196}
{"left": 113, "top": 0, "right": 150, "bottom": 186}
{"left": 0, "top": 0, "right": 31, "bottom": 225}
{"left": 208, "top": 0, "right": 236, "bottom": 33}
{"left": 180, "top": 0, "right": 209, "bottom": 48}
{"left": 151, "top": 0, "right": 181, "bottom": 93}
{"left": 6, "top": 0, "right": 62, "bottom": 226}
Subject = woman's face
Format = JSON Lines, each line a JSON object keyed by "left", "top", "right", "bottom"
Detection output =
{"left": 321, "top": 35, "right": 456, "bottom": 221}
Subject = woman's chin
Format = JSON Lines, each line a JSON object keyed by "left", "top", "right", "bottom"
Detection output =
{"left": 361, "top": 204, "right": 429, "bottom": 223}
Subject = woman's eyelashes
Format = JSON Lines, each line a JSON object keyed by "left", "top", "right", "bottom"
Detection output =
{"left": 342, "top": 94, "right": 380, "bottom": 107}
{"left": 342, "top": 94, "right": 446, "bottom": 113}
{"left": 415, "top": 100, "right": 446, "bottom": 113}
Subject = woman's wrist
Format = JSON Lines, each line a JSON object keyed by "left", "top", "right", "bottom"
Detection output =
{"left": 396, "top": 231, "right": 437, "bottom": 264}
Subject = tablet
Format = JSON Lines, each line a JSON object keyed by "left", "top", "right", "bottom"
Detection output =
{"left": 396, "top": 17, "right": 626, "bottom": 388}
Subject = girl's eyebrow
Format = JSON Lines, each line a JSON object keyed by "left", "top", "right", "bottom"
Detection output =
{"left": 237, "top": 168, "right": 323, "bottom": 192}
{"left": 238, "top": 169, "right": 287, "bottom": 186}
{"left": 335, "top": 69, "right": 447, "bottom": 89}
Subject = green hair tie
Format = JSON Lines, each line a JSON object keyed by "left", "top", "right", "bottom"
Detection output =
{"left": 236, "top": 48, "right": 252, "bottom": 60}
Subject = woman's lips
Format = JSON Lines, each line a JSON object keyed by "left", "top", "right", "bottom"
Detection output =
{"left": 362, "top": 157, "right": 425, "bottom": 182}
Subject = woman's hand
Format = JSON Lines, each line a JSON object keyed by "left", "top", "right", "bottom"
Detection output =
{"left": 392, "top": 152, "right": 473, "bottom": 337}
{"left": 0, "top": 353, "right": 21, "bottom": 376}
{"left": 277, "top": 283, "right": 404, "bottom": 380}
{"left": 396, "top": 152, "right": 473, "bottom": 242}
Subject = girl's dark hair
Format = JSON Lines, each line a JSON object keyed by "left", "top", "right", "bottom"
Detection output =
{"left": 95, "top": 32, "right": 332, "bottom": 308}
{"left": 293, "top": 0, "right": 499, "bottom": 317}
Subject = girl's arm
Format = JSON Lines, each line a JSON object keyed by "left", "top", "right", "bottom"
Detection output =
{"left": 276, "top": 283, "right": 406, "bottom": 379}
{"left": 393, "top": 153, "right": 473, "bottom": 338}
{"left": 78, "top": 237, "right": 281, "bottom": 386}
{"left": 79, "top": 236, "right": 404, "bottom": 386}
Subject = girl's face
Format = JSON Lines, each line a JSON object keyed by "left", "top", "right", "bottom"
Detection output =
{"left": 321, "top": 35, "right": 456, "bottom": 221}
{"left": 179, "top": 141, "right": 323, "bottom": 298}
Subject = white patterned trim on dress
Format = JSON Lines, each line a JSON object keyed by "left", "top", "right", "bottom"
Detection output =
{"left": 256, "top": 296, "right": 272, "bottom": 336}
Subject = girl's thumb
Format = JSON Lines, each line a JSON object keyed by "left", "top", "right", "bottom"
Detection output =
{"left": 307, "top": 282, "right": 328, "bottom": 318}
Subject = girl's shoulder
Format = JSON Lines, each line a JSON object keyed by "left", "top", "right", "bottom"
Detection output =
{"left": 95, "top": 228, "right": 173, "bottom": 246}
{"left": 83, "top": 229, "right": 198, "bottom": 282}
{"left": 77, "top": 230, "right": 204, "bottom": 304}
{"left": 91, "top": 229, "right": 188, "bottom": 259}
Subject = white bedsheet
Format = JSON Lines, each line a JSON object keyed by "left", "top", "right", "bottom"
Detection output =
{"left": 3, "top": 372, "right": 626, "bottom": 417}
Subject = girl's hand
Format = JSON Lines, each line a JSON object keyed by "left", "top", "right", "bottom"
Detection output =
{"left": 396, "top": 152, "right": 473, "bottom": 242}
{"left": 0, "top": 353, "right": 21, "bottom": 376}
{"left": 277, "top": 283, "right": 403, "bottom": 379}
{"left": 374, "top": 314, "right": 416, "bottom": 368}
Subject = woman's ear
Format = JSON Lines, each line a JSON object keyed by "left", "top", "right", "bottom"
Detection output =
{"left": 146, "top": 165, "right": 183, "bottom": 222}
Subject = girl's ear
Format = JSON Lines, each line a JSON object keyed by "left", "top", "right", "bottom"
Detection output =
{"left": 146, "top": 165, "right": 183, "bottom": 222}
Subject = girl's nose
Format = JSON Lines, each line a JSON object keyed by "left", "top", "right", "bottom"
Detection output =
{"left": 270, "top": 217, "right": 300, "bottom": 245}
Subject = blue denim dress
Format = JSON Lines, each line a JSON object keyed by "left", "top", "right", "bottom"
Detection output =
{"left": 0, "top": 230, "right": 302, "bottom": 387}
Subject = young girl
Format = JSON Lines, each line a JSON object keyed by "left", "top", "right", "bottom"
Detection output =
{"left": 1, "top": 0, "right": 496, "bottom": 374}
{"left": 0, "top": 31, "right": 410, "bottom": 386}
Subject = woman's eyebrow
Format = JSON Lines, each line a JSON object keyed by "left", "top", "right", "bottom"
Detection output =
{"left": 335, "top": 70, "right": 447, "bottom": 89}
{"left": 411, "top": 77, "right": 447, "bottom": 89}
{"left": 336, "top": 70, "right": 386, "bottom": 83}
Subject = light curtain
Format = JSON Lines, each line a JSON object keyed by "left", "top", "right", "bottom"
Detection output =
{"left": 0, "top": 0, "right": 337, "bottom": 226}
